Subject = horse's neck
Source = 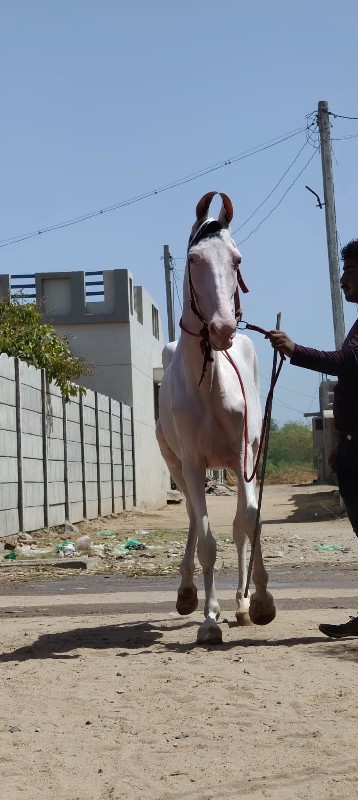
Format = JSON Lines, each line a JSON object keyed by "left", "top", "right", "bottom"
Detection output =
{"left": 179, "top": 296, "right": 217, "bottom": 388}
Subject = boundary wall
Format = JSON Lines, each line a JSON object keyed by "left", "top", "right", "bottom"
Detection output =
{"left": 0, "top": 353, "right": 135, "bottom": 538}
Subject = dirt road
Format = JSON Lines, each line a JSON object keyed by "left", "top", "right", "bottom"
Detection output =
{"left": 0, "top": 483, "right": 357, "bottom": 800}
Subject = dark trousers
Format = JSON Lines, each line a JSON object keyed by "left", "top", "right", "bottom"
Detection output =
{"left": 336, "top": 438, "right": 358, "bottom": 536}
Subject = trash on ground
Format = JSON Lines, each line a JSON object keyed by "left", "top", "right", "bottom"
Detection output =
{"left": 97, "top": 529, "right": 116, "bottom": 538}
{"left": 18, "top": 545, "right": 53, "bottom": 556}
{"left": 205, "top": 479, "right": 236, "bottom": 496}
{"left": 314, "top": 544, "right": 344, "bottom": 552}
{"left": 124, "top": 538, "right": 146, "bottom": 551}
{"left": 75, "top": 535, "right": 93, "bottom": 551}
{"left": 18, "top": 532, "right": 36, "bottom": 544}
{"left": 266, "top": 551, "right": 284, "bottom": 558}
{"left": 56, "top": 540, "right": 76, "bottom": 556}
{"left": 167, "top": 489, "right": 183, "bottom": 504}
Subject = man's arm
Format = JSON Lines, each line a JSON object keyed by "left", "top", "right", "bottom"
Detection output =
{"left": 267, "top": 330, "right": 358, "bottom": 376}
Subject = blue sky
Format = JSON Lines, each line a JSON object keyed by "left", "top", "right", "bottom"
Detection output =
{"left": 2, "top": 0, "right": 358, "bottom": 425}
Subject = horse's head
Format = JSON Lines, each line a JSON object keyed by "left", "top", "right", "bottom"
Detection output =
{"left": 185, "top": 192, "right": 246, "bottom": 351}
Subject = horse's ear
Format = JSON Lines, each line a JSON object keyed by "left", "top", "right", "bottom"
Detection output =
{"left": 218, "top": 193, "right": 234, "bottom": 226}
{"left": 196, "top": 191, "right": 217, "bottom": 221}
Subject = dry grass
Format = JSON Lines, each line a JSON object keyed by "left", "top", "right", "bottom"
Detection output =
{"left": 226, "top": 466, "right": 317, "bottom": 486}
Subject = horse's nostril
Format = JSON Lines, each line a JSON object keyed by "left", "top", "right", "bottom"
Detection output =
{"left": 209, "top": 320, "right": 236, "bottom": 334}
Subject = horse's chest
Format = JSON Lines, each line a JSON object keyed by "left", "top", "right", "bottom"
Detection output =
{"left": 173, "top": 393, "right": 244, "bottom": 462}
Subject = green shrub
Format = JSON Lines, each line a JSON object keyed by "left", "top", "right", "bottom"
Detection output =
{"left": 0, "top": 296, "right": 89, "bottom": 401}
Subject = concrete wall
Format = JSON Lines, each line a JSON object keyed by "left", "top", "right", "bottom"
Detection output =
{"left": 0, "top": 353, "right": 135, "bottom": 538}
{"left": 129, "top": 285, "right": 169, "bottom": 510}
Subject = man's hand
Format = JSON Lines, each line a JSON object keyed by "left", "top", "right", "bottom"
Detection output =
{"left": 265, "top": 330, "right": 295, "bottom": 358}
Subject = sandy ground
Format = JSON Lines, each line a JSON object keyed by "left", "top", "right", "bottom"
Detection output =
{"left": 1, "top": 482, "right": 358, "bottom": 800}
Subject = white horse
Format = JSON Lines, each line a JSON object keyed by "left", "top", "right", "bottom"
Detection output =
{"left": 156, "top": 192, "right": 275, "bottom": 644}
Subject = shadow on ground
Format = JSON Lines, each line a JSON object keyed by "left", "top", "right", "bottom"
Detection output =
{"left": 264, "top": 487, "right": 344, "bottom": 525}
{"left": 0, "top": 619, "right": 356, "bottom": 663}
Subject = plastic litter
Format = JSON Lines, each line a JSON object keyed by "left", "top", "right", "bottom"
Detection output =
{"left": 75, "top": 535, "right": 93, "bottom": 551}
{"left": 4, "top": 551, "right": 17, "bottom": 560}
{"left": 135, "top": 529, "right": 149, "bottom": 536}
{"left": 97, "top": 529, "right": 115, "bottom": 538}
{"left": 314, "top": 544, "right": 344, "bottom": 552}
{"left": 124, "top": 538, "right": 146, "bottom": 551}
{"left": 56, "top": 540, "right": 76, "bottom": 556}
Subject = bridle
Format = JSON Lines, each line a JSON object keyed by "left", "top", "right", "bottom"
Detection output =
{"left": 180, "top": 218, "right": 249, "bottom": 384}
{"left": 179, "top": 199, "right": 284, "bottom": 486}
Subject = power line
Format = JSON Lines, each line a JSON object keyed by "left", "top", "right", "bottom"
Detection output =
{"left": 232, "top": 138, "right": 310, "bottom": 235}
{"left": 269, "top": 395, "right": 308, "bottom": 415}
{"left": 332, "top": 132, "right": 358, "bottom": 141}
{"left": 0, "top": 127, "right": 306, "bottom": 250}
{"left": 328, "top": 111, "right": 358, "bottom": 120}
{"left": 172, "top": 267, "right": 183, "bottom": 318}
{"left": 260, "top": 373, "right": 318, "bottom": 399}
{"left": 237, "top": 147, "right": 319, "bottom": 246}
{"left": 171, "top": 144, "right": 319, "bottom": 260}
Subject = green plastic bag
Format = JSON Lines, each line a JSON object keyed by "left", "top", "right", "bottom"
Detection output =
{"left": 124, "top": 539, "right": 146, "bottom": 551}
{"left": 314, "top": 544, "right": 343, "bottom": 552}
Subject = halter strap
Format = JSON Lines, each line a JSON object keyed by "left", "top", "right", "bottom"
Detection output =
{"left": 184, "top": 220, "right": 250, "bottom": 383}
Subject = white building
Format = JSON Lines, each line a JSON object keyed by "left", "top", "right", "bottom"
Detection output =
{"left": 0, "top": 269, "right": 169, "bottom": 512}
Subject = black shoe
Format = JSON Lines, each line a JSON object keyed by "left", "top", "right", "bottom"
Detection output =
{"left": 319, "top": 616, "right": 358, "bottom": 639}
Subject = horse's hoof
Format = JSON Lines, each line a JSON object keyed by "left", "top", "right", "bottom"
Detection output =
{"left": 235, "top": 611, "right": 254, "bottom": 627}
{"left": 176, "top": 587, "right": 198, "bottom": 616}
{"left": 196, "top": 620, "right": 222, "bottom": 645}
{"left": 249, "top": 605, "right": 276, "bottom": 626}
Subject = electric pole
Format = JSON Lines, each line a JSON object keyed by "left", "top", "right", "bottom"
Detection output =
{"left": 317, "top": 100, "right": 345, "bottom": 349}
{"left": 163, "top": 244, "right": 176, "bottom": 342}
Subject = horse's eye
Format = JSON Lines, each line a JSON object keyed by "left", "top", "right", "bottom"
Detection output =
{"left": 188, "top": 256, "right": 195, "bottom": 264}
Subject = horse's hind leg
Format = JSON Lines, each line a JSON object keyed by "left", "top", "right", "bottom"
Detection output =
{"left": 156, "top": 426, "right": 198, "bottom": 615}
{"left": 233, "top": 470, "right": 275, "bottom": 626}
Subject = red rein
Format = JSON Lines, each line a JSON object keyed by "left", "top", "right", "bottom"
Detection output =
{"left": 223, "top": 348, "right": 284, "bottom": 483}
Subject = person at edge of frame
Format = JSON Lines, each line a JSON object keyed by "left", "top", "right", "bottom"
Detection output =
{"left": 266, "top": 239, "right": 358, "bottom": 640}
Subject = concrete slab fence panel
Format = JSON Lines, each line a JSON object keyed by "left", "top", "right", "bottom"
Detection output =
{"left": 0, "top": 354, "right": 136, "bottom": 537}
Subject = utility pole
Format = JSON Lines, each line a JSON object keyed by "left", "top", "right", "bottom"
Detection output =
{"left": 163, "top": 244, "right": 176, "bottom": 341}
{"left": 317, "top": 100, "right": 345, "bottom": 349}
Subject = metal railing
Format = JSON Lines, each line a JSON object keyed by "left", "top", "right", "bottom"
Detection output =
{"left": 9, "top": 271, "right": 105, "bottom": 303}
{"left": 11, "top": 274, "right": 36, "bottom": 301}
{"left": 85, "top": 270, "right": 104, "bottom": 300}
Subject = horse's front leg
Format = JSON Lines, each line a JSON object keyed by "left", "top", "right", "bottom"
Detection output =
{"left": 176, "top": 496, "right": 198, "bottom": 616}
{"left": 234, "top": 473, "right": 275, "bottom": 627}
{"left": 232, "top": 479, "right": 253, "bottom": 626}
{"left": 156, "top": 424, "right": 198, "bottom": 615}
{"left": 249, "top": 533, "right": 276, "bottom": 626}
{"left": 182, "top": 459, "right": 221, "bottom": 644}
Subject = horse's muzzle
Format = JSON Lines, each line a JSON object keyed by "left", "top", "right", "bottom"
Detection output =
{"left": 208, "top": 319, "right": 236, "bottom": 351}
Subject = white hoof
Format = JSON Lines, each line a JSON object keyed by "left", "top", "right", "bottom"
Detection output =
{"left": 235, "top": 611, "right": 254, "bottom": 627}
{"left": 197, "top": 618, "right": 222, "bottom": 645}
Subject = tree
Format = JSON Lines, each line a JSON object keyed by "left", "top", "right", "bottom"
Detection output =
{"left": 269, "top": 418, "right": 280, "bottom": 433}
{"left": 0, "top": 296, "right": 89, "bottom": 401}
{"left": 267, "top": 420, "right": 315, "bottom": 468}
